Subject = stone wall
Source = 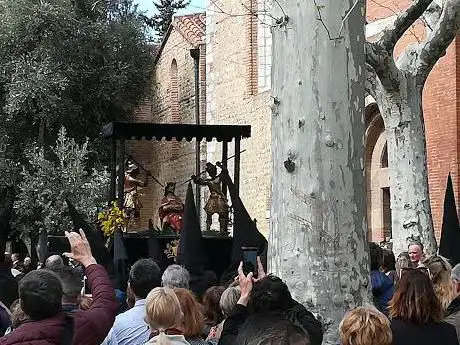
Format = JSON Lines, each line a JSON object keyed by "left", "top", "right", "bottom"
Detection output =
{"left": 128, "top": 18, "right": 206, "bottom": 229}
{"left": 206, "top": 0, "right": 272, "bottom": 236}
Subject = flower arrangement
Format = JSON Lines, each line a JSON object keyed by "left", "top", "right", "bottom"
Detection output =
{"left": 98, "top": 201, "right": 127, "bottom": 237}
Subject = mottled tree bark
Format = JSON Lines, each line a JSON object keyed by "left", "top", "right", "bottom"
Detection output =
{"left": 366, "top": 0, "right": 460, "bottom": 254}
{"left": 270, "top": 1, "right": 370, "bottom": 343}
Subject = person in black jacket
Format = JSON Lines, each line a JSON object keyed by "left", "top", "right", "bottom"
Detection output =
{"left": 389, "top": 268, "right": 458, "bottom": 345}
{"left": 219, "top": 259, "right": 323, "bottom": 345}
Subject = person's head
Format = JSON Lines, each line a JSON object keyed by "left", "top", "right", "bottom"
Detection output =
{"left": 162, "top": 264, "right": 190, "bottom": 289}
{"left": 173, "top": 288, "right": 205, "bottom": 338}
{"left": 452, "top": 263, "right": 460, "bottom": 298}
{"left": 369, "top": 243, "right": 383, "bottom": 271}
{"left": 235, "top": 314, "right": 310, "bottom": 345}
{"left": 11, "top": 253, "right": 20, "bottom": 263}
{"left": 205, "top": 163, "right": 217, "bottom": 177}
{"left": 388, "top": 268, "right": 442, "bottom": 324}
{"left": 408, "top": 241, "right": 424, "bottom": 265}
{"left": 395, "top": 252, "right": 411, "bottom": 282}
{"left": 421, "top": 254, "right": 453, "bottom": 310}
{"left": 220, "top": 286, "right": 241, "bottom": 318}
{"left": 145, "top": 287, "right": 182, "bottom": 336}
{"left": 129, "top": 259, "right": 162, "bottom": 300}
{"left": 339, "top": 307, "right": 392, "bottom": 345}
{"left": 19, "top": 269, "right": 63, "bottom": 320}
{"left": 45, "top": 255, "right": 65, "bottom": 271}
{"left": 382, "top": 249, "right": 396, "bottom": 273}
{"left": 55, "top": 266, "right": 83, "bottom": 304}
{"left": 248, "top": 275, "right": 293, "bottom": 313}
{"left": 202, "top": 286, "right": 225, "bottom": 325}
{"left": 165, "top": 182, "right": 176, "bottom": 196}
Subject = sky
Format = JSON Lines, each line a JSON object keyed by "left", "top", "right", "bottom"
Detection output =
{"left": 135, "top": 0, "right": 207, "bottom": 16}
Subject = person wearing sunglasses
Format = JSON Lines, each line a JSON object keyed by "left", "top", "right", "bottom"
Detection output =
{"left": 389, "top": 268, "right": 458, "bottom": 345}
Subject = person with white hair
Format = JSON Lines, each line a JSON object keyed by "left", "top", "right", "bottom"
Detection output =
{"left": 162, "top": 265, "right": 190, "bottom": 290}
{"left": 445, "top": 263, "right": 460, "bottom": 344}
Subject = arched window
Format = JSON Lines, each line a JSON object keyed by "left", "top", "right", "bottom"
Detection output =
{"left": 170, "top": 59, "right": 180, "bottom": 159}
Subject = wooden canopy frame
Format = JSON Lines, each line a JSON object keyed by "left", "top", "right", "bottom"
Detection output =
{"left": 101, "top": 122, "right": 251, "bottom": 206}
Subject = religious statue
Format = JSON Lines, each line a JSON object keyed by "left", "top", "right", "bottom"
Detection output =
{"left": 159, "top": 182, "right": 184, "bottom": 232}
{"left": 192, "top": 162, "right": 229, "bottom": 234}
{"left": 124, "top": 160, "right": 147, "bottom": 227}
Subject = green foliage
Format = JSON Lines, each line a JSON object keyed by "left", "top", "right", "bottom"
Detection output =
{"left": 13, "top": 127, "right": 109, "bottom": 238}
{"left": 148, "top": 0, "right": 190, "bottom": 39}
{"left": 0, "top": 0, "right": 153, "bottom": 154}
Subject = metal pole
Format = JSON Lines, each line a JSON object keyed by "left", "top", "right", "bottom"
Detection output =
{"left": 222, "top": 141, "right": 228, "bottom": 196}
{"left": 190, "top": 48, "right": 201, "bottom": 213}
{"left": 234, "top": 138, "right": 241, "bottom": 197}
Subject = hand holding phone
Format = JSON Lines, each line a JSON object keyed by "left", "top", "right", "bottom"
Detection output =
{"left": 242, "top": 247, "right": 258, "bottom": 279}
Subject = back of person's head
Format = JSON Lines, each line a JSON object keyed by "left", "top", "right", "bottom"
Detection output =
{"left": 421, "top": 254, "right": 453, "bottom": 311}
{"left": 145, "top": 287, "right": 182, "bottom": 345}
{"left": 249, "top": 275, "right": 293, "bottom": 313}
{"left": 220, "top": 286, "right": 241, "bottom": 317}
{"left": 369, "top": 243, "right": 383, "bottom": 271}
{"left": 190, "top": 270, "right": 218, "bottom": 299}
{"left": 395, "top": 252, "right": 410, "bottom": 282}
{"left": 129, "top": 259, "right": 161, "bottom": 299}
{"left": 19, "top": 269, "right": 62, "bottom": 320}
{"left": 162, "top": 264, "right": 190, "bottom": 289}
{"left": 339, "top": 307, "right": 392, "bottom": 345}
{"left": 56, "top": 266, "right": 83, "bottom": 304}
{"left": 173, "top": 287, "right": 205, "bottom": 338}
{"left": 388, "top": 268, "right": 442, "bottom": 323}
{"left": 236, "top": 313, "right": 309, "bottom": 345}
{"left": 45, "top": 255, "right": 65, "bottom": 271}
{"left": 202, "top": 285, "right": 225, "bottom": 325}
{"left": 382, "top": 249, "right": 396, "bottom": 273}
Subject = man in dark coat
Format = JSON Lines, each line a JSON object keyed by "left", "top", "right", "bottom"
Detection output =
{"left": 0, "top": 229, "right": 118, "bottom": 345}
{"left": 219, "top": 261, "right": 323, "bottom": 345}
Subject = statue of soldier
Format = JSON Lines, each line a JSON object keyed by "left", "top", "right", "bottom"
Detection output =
{"left": 192, "top": 162, "right": 229, "bottom": 234}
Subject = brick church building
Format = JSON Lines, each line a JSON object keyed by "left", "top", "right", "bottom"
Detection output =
{"left": 130, "top": 0, "right": 458, "bottom": 243}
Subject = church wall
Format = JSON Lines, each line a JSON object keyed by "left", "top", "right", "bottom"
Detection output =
{"left": 206, "top": 0, "right": 272, "bottom": 236}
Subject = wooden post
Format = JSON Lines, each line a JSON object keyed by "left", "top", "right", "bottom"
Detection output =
{"left": 109, "top": 136, "right": 117, "bottom": 203}
{"left": 117, "top": 138, "right": 125, "bottom": 208}
{"left": 234, "top": 138, "right": 241, "bottom": 197}
{"left": 222, "top": 141, "right": 228, "bottom": 196}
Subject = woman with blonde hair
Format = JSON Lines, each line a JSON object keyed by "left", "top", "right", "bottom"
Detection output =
{"left": 388, "top": 268, "right": 457, "bottom": 345}
{"left": 173, "top": 288, "right": 206, "bottom": 345}
{"left": 144, "top": 287, "right": 190, "bottom": 345}
{"left": 421, "top": 254, "right": 454, "bottom": 311}
{"left": 339, "top": 307, "right": 392, "bottom": 345}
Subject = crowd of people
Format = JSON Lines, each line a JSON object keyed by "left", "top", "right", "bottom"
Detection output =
{"left": 0, "top": 232, "right": 459, "bottom": 345}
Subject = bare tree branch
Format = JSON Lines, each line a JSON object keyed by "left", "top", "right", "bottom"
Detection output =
{"left": 422, "top": 2, "right": 442, "bottom": 31}
{"left": 366, "top": 42, "right": 400, "bottom": 91}
{"left": 379, "top": 0, "right": 434, "bottom": 51}
{"left": 415, "top": 0, "right": 460, "bottom": 78}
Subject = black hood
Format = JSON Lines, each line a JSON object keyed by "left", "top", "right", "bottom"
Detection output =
{"left": 177, "top": 183, "right": 207, "bottom": 274}
{"left": 439, "top": 173, "right": 460, "bottom": 266}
